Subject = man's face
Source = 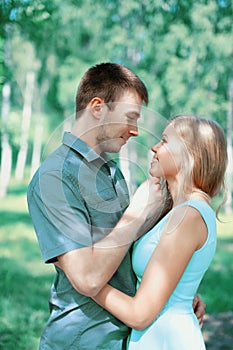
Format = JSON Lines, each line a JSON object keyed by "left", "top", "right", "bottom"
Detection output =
{"left": 96, "top": 90, "right": 143, "bottom": 154}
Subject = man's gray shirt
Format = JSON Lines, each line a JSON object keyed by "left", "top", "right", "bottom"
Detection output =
{"left": 27, "top": 132, "right": 136, "bottom": 349}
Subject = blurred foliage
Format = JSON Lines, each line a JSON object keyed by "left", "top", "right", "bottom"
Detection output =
{"left": 199, "top": 219, "right": 233, "bottom": 312}
{"left": 0, "top": 182, "right": 54, "bottom": 349}
{"left": 0, "top": 4, "right": 232, "bottom": 346}
{"left": 0, "top": 0, "right": 232, "bottom": 170}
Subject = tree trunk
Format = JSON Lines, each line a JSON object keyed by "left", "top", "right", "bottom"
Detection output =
{"left": 119, "top": 140, "right": 139, "bottom": 197}
{"left": 225, "top": 78, "right": 233, "bottom": 214}
{"left": 15, "top": 71, "right": 35, "bottom": 181}
{"left": 0, "top": 83, "right": 12, "bottom": 198}
{"left": 30, "top": 122, "right": 43, "bottom": 179}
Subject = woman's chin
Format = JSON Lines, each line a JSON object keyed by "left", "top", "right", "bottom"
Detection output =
{"left": 149, "top": 168, "right": 164, "bottom": 179}
{"left": 149, "top": 168, "right": 157, "bottom": 177}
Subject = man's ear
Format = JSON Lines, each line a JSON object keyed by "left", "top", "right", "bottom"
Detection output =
{"left": 89, "top": 97, "right": 104, "bottom": 120}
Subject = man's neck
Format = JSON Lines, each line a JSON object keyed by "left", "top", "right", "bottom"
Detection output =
{"left": 71, "top": 115, "right": 99, "bottom": 151}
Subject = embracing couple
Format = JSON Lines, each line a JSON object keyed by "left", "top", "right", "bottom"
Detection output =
{"left": 27, "top": 62, "right": 227, "bottom": 350}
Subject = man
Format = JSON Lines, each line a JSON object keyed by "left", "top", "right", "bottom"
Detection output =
{"left": 27, "top": 63, "right": 205, "bottom": 349}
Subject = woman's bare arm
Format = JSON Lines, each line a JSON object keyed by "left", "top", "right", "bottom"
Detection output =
{"left": 93, "top": 206, "right": 207, "bottom": 329}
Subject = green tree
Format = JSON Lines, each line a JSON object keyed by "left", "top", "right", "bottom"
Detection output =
{"left": 0, "top": 0, "right": 232, "bottom": 206}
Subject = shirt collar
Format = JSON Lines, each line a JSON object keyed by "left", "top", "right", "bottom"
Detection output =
{"left": 62, "top": 131, "right": 110, "bottom": 164}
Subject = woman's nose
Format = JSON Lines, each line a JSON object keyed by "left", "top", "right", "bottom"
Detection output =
{"left": 151, "top": 143, "right": 159, "bottom": 152}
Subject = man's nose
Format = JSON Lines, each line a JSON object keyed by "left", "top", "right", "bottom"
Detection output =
{"left": 128, "top": 123, "right": 138, "bottom": 137}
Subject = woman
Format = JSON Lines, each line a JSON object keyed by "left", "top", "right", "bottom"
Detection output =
{"left": 93, "top": 115, "right": 228, "bottom": 349}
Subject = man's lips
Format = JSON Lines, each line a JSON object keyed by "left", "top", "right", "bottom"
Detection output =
{"left": 121, "top": 136, "right": 128, "bottom": 143}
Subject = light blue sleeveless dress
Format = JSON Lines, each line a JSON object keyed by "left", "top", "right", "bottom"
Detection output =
{"left": 127, "top": 199, "right": 216, "bottom": 350}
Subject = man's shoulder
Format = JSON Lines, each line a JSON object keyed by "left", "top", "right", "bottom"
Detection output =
{"left": 36, "top": 144, "right": 84, "bottom": 179}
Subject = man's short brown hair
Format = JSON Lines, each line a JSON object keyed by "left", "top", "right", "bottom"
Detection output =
{"left": 75, "top": 62, "right": 148, "bottom": 116}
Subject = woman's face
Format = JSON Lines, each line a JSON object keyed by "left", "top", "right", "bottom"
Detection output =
{"left": 150, "top": 124, "right": 186, "bottom": 181}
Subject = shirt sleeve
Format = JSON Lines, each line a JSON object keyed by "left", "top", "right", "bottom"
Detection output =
{"left": 27, "top": 169, "right": 93, "bottom": 263}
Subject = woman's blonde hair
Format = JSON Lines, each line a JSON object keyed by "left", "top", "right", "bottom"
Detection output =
{"left": 159, "top": 115, "right": 228, "bottom": 220}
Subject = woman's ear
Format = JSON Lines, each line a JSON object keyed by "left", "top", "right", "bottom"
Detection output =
{"left": 89, "top": 97, "right": 104, "bottom": 120}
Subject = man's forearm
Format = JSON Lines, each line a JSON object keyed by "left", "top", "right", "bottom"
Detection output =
{"left": 57, "top": 207, "right": 156, "bottom": 297}
{"left": 58, "top": 178, "right": 162, "bottom": 297}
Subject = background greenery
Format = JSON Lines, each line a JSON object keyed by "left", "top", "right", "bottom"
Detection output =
{"left": 0, "top": 0, "right": 232, "bottom": 176}
{"left": 0, "top": 182, "right": 54, "bottom": 350}
{"left": 0, "top": 1, "right": 233, "bottom": 349}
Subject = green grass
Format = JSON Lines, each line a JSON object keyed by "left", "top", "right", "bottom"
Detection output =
{"left": 0, "top": 181, "right": 54, "bottom": 350}
{"left": 0, "top": 181, "right": 233, "bottom": 349}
